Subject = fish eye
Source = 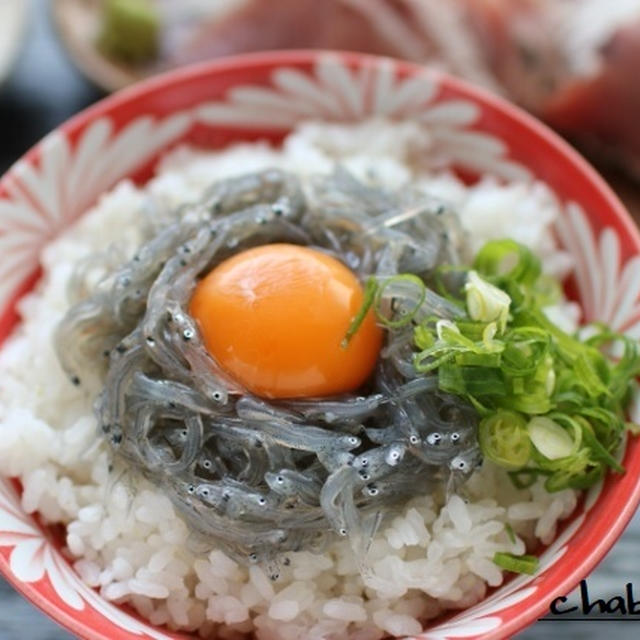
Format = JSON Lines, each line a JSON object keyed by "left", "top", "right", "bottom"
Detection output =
{"left": 452, "top": 458, "right": 469, "bottom": 471}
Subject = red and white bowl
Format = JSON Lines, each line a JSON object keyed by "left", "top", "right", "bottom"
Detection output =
{"left": 1, "top": 50, "right": 640, "bottom": 640}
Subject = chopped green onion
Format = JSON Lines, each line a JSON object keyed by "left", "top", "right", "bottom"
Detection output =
{"left": 532, "top": 274, "right": 563, "bottom": 307}
{"left": 465, "top": 270, "right": 511, "bottom": 331}
{"left": 454, "top": 351, "right": 502, "bottom": 368}
{"left": 504, "top": 523, "right": 516, "bottom": 544}
{"left": 439, "top": 363, "right": 506, "bottom": 397}
{"left": 474, "top": 239, "right": 541, "bottom": 286}
{"left": 545, "top": 464, "right": 603, "bottom": 492}
{"left": 414, "top": 324, "right": 435, "bottom": 350}
{"left": 573, "top": 351, "right": 610, "bottom": 398}
{"left": 479, "top": 410, "right": 531, "bottom": 469}
{"left": 499, "top": 383, "right": 553, "bottom": 415}
{"left": 527, "top": 416, "right": 576, "bottom": 460}
{"left": 405, "top": 238, "right": 638, "bottom": 492}
{"left": 449, "top": 319, "right": 489, "bottom": 341}
{"left": 501, "top": 327, "right": 550, "bottom": 377}
{"left": 507, "top": 468, "right": 550, "bottom": 489}
{"left": 493, "top": 552, "right": 539, "bottom": 574}
{"left": 578, "top": 419, "right": 624, "bottom": 472}
{"left": 342, "top": 277, "right": 378, "bottom": 347}
{"left": 374, "top": 274, "right": 426, "bottom": 328}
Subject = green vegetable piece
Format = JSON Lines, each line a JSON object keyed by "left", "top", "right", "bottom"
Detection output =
{"left": 478, "top": 410, "right": 531, "bottom": 470}
{"left": 504, "top": 523, "right": 516, "bottom": 544}
{"left": 465, "top": 270, "right": 511, "bottom": 331}
{"left": 342, "top": 277, "right": 378, "bottom": 347}
{"left": 507, "top": 468, "right": 550, "bottom": 489}
{"left": 573, "top": 351, "right": 611, "bottom": 398}
{"left": 498, "top": 383, "right": 553, "bottom": 415}
{"left": 493, "top": 552, "right": 539, "bottom": 575}
{"left": 579, "top": 419, "right": 624, "bottom": 472}
{"left": 98, "top": 0, "right": 160, "bottom": 64}
{"left": 501, "top": 327, "right": 550, "bottom": 377}
{"left": 531, "top": 274, "right": 563, "bottom": 307}
{"left": 374, "top": 274, "right": 426, "bottom": 328}
{"left": 453, "top": 319, "right": 490, "bottom": 341}
{"left": 439, "top": 364, "right": 506, "bottom": 397}
{"left": 414, "top": 324, "right": 435, "bottom": 350}
{"left": 527, "top": 416, "right": 576, "bottom": 460}
{"left": 544, "top": 465, "right": 604, "bottom": 492}
{"left": 408, "top": 237, "right": 640, "bottom": 495}
{"left": 454, "top": 351, "right": 502, "bottom": 368}
{"left": 473, "top": 239, "right": 541, "bottom": 286}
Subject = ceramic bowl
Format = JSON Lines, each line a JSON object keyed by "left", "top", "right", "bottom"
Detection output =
{"left": 1, "top": 50, "right": 640, "bottom": 640}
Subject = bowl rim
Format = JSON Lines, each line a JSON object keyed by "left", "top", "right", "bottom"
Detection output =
{"left": 1, "top": 48, "right": 640, "bottom": 640}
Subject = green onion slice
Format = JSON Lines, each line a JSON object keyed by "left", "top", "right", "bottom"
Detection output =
{"left": 507, "top": 468, "right": 550, "bottom": 489}
{"left": 374, "top": 274, "right": 426, "bottom": 328}
{"left": 504, "top": 523, "right": 516, "bottom": 544}
{"left": 342, "top": 277, "right": 378, "bottom": 347}
{"left": 473, "top": 239, "right": 541, "bottom": 286}
{"left": 404, "top": 237, "right": 639, "bottom": 494}
{"left": 527, "top": 416, "right": 577, "bottom": 460}
{"left": 478, "top": 410, "right": 531, "bottom": 470}
{"left": 493, "top": 552, "right": 539, "bottom": 575}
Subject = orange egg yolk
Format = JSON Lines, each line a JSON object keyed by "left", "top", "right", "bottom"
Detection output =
{"left": 189, "top": 244, "right": 382, "bottom": 399}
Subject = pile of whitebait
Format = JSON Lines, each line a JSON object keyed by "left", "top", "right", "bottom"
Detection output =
{"left": 56, "top": 168, "right": 482, "bottom": 575}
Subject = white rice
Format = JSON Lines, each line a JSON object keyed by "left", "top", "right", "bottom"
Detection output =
{"left": 0, "top": 120, "right": 579, "bottom": 639}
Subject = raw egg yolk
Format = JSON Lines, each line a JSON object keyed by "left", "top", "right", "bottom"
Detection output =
{"left": 189, "top": 243, "right": 382, "bottom": 399}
